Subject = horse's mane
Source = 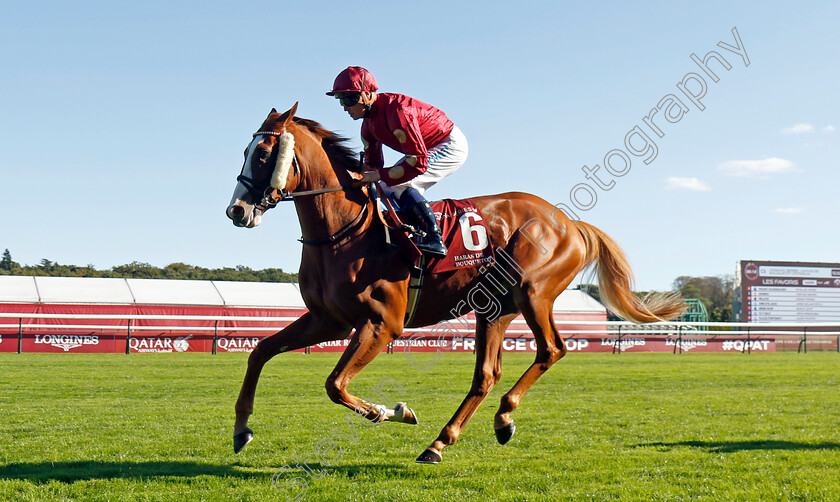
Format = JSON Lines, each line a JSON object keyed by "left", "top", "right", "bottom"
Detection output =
{"left": 293, "top": 117, "right": 362, "bottom": 174}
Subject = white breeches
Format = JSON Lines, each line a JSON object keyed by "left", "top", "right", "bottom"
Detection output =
{"left": 384, "top": 125, "right": 468, "bottom": 198}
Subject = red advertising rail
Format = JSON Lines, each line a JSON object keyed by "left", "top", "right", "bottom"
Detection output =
{"left": 2, "top": 307, "right": 839, "bottom": 354}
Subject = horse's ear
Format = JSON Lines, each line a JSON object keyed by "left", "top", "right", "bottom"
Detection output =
{"left": 270, "top": 107, "right": 277, "bottom": 114}
{"left": 283, "top": 102, "right": 299, "bottom": 126}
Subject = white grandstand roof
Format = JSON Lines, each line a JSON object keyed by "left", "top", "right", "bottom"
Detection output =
{"left": 0, "top": 276, "right": 40, "bottom": 303}
{"left": 35, "top": 276, "right": 135, "bottom": 304}
{"left": 0, "top": 276, "right": 306, "bottom": 307}
{"left": 126, "top": 278, "right": 224, "bottom": 306}
{"left": 554, "top": 290, "right": 607, "bottom": 313}
{"left": 0, "top": 276, "right": 602, "bottom": 312}
{"left": 212, "top": 281, "right": 306, "bottom": 308}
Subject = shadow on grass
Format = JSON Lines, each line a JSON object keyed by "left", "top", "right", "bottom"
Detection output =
{"left": 637, "top": 441, "right": 840, "bottom": 453}
{"left": 285, "top": 462, "right": 415, "bottom": 478}
{"left": 262, "top": 461, "right": 434, "bottom": 485}
{"left": 0, "top": 461, "right": 268, "bottom": 483}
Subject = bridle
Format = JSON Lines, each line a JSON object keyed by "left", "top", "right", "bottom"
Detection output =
{"left": 235, "top": 127, "right": 371, "bottom": 246}
{"left": 235, "top": 129, "right": 301, "bottom": 212}
{"left": 236, "top": 129, "right": 370, "bottom": 209}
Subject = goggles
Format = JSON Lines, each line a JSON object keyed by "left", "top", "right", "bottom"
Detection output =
{"left": 337, "top": 92, "right": 362, "bottom": 107}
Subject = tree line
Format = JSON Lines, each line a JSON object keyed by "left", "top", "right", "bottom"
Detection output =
{"left": 0, "top": 249, "right": 298, "bottom": 283}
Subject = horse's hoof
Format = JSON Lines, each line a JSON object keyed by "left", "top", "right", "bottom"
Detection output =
{"left": 233, "top": 428, "right": 254, "bottom": 453}
{"left": 495, "top": 422, "right": 516, "bottom": 445}
{"left": 415, "top": 448, "right": 442, "bottom": 464}
{"left": 394, "top": 402, "right": 418, "bottom": 425}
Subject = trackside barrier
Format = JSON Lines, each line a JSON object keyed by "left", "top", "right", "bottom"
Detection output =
{"left": 1, "top": 313, "right": 839, "bottom": 354}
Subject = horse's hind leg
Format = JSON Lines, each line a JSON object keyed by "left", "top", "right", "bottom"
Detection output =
{"left": 234, "top": 313, "right": 349, "bottom": 453}
{"left": 494, "top": 294, "right": 566, "bottom": 444}
{"left": 416, "top": 313, "right": 517, "bottom": 464}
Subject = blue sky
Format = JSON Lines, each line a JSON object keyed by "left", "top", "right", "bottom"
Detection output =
{"left": 1, "top": 1, "right": 837, "bottom": 291}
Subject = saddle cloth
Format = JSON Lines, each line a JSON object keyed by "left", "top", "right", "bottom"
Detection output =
{"left": 424, "top": 199, "right": 496, "bottom": 274}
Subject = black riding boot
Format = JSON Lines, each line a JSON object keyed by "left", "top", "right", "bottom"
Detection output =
{"left": 400, "top": 188, "right": 447, "bottom": 258}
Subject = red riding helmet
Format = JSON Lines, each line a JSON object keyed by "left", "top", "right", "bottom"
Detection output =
{"left": 326, "top": 66, "right": 379, "bottom": 96}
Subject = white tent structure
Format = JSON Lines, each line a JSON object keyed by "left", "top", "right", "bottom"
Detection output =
{"left": 0, "top": 276, "right": 606, "bottom": 354}
{"left": 0, "top": 276, "right": 306, "bottom": 308}
{"left": 0, "top": 276, "right": 602, "bottom": 313}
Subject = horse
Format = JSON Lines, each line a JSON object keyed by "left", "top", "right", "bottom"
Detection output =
{"left": 225, "top": 104, "right": 685, "bottom": 464}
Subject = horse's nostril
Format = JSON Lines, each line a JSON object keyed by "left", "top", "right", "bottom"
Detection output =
{"left": 229, "top": 206, "right": 245, "bottom": 219}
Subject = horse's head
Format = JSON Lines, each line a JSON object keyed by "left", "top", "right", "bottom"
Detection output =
{"left": 226, "top": 103, "right": 300, "bottom": 228}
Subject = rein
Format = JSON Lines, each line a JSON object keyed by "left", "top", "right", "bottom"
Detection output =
{"left": 281, "top": 181, "right": 367, "bottom": 200}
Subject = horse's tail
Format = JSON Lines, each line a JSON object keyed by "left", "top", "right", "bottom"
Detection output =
{"left": 575, "top": 221, "right": 686, "bottom": 323}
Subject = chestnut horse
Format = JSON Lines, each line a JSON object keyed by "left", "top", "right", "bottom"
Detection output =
{"left": 226, "top": 104, "right": 684, "bottom": 464}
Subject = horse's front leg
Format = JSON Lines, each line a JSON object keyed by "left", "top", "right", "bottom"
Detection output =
{"left": 324, "top": 318, "right": 418, "bottom": 424}
{"left": 234, "top": 312, "right": 349, "bottom": 453}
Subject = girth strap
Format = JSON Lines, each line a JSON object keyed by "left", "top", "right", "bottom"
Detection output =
{"left": 404, "top": 256, "right": 425, "bottom": 326}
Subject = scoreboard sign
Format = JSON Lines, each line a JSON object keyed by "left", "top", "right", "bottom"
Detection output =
{"left": 739, "top": 260, "right": 840, "bottom": 322}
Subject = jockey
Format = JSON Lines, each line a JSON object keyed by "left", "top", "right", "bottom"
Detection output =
{"left": 327, "top": 66, "right": 468, "bottom": 258}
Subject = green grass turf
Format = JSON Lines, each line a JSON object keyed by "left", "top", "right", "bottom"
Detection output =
{"left": 0, "top": 351, "right": 838, "bottom": 501}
